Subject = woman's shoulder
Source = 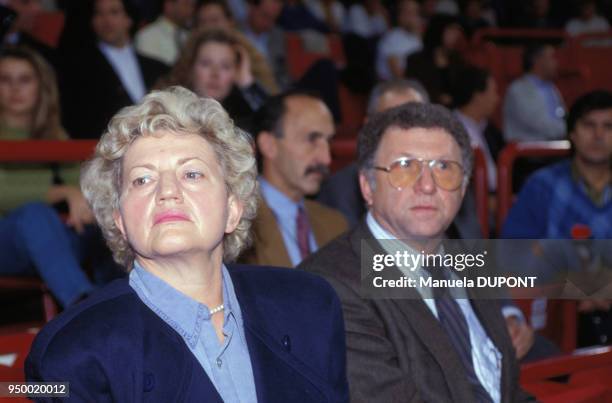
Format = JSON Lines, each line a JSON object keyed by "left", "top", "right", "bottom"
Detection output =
{"left": 28, "top": 280, "right": 147, "bottom": 360}
{"left": 229, "top": 264, "right": 336, "bottom": 296}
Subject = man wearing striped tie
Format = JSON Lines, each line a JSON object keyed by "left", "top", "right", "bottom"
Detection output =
{"left": 240, "top": 90, "right": 347, "bottom": 267}
{"left": 299, "top": 103, "right": 531, "bottom": 402}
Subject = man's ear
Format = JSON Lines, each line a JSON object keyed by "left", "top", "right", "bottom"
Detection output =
{"left": 113, "top": 209, "right": 127, "bottom": 240}
{"left": 225, "top": 194, "right": 243, "bottom": 234}
{"left": 256, "top": 131, "right": 278, "bottom": 160}
{"left": 359, "top": 171, "right": 374, "bottom": 208}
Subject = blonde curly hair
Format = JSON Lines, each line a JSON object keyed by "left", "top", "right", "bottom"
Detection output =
{"left": 80, "top": 86, "right": 258, "bottom": 269}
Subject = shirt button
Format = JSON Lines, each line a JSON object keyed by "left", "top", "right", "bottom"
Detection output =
{"left": 216, "top": 358, "right": 222, "bottom": 368}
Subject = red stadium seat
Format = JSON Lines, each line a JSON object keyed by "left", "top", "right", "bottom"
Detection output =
{"left": 29, "top": 11, "right": 65, "bottom": 48}
{"left": 495, "top": 141, "right": 571, "bottom": 234}
{"left": 285, "top": 32, "right": 345, "bottom": 81}
{"left": 521, "top": 346, "right": 612, "bottom": 401}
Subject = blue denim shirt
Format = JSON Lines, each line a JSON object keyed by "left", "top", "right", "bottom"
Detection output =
{"left": 129, "top": 262, "right": 257, "bottom": 402}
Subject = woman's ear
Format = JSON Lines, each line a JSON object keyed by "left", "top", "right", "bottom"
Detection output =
{"left": 113, "top": 209, "right": 127, "bottom": 239}
{"left": 225, "top": 194, "right": 243, "bottom": 233}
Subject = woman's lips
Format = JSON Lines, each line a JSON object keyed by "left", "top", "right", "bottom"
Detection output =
{"left": 153, "top": 211, "right": 190, "bottom": 225}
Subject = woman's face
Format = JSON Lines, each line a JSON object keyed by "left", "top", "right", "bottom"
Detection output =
{"left": 191, "top": 41, "right": 237, "bottom": 101}
{"left": 114, "top": 130, "right": 242, "bottom": 264}
{"left": 0, "top": 57, "right": 40, "bottom": 117}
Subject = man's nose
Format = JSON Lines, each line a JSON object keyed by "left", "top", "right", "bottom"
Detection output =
{"left": 414, "top": 164, "right": 436, "bottom": 194}
{"left": 316, "top": 140, "right": 332, "bottom": 167}
{"left": 157, "top": 172, "right": 182, "bottom": 203}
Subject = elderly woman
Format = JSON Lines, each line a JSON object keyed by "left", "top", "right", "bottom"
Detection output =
{"left": 26, "top": 87, "right": 348, "bottom": 402}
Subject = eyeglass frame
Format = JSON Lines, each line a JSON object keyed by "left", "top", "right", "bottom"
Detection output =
{"left": 372, "top": 157, "right": 466, "bottom": 191}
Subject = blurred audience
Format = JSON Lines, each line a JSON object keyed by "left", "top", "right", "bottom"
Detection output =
{"left": 344, "top": 0, "right": 388, "bottom": 39}
{"left": 58, "top": 0, "right": 168, "bottom": 139}
{"left": 502, "top": 90, "right": 612, "bottom": 347}
{"left": 239, "top": 0, "right": 286, "bottom": 88}
{"left": 458, "top": 0, "right": 494, "bottom": 38}
{"left": 502, "top": 90, "right": 611, "bottom": 239}
{"left": 503, "top": 44, "right": 566, "bottom": 142}
{"left": 565, "top": 0, "right": 610, "bottom": 36}
{"left": 159, "top": 28, "right": 268, "bottom": 128}
{"left": 375, "top": 0, "right": 423, "bottom": 81}
{"left": 303, "top": 0, "right": 345, "bottom": 33}
{"left": 134, "top": 0, "right": 196, "bottom": 66}
{"left": 1, "top": 0, "right": 57, "bottom": 68}
{"left": 0, "top": 47, "right": 96, "bottom": 308}
{"left": 194, "top": 0, "right": 278, "bottom": 94}
{"left": 240, "top": 90, "right": 347, "bottom": 267}
{"left": 404, "top": 13, "right": 466, "bottom": 107}
{"left": 452, "top": 65, "right": 503, "bottom": 191}
{"left": 278, "top": 0, "right": 331, "bottom": 33}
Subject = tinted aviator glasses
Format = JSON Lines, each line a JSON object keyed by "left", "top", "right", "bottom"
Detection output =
{"left": 373, "top": 158, "right": 465, "bottom": 191}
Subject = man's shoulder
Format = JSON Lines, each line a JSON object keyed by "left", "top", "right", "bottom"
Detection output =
{"left": 305, "top": 199, "right": 347, "bottom": 224}
{"left": 524, "top": 159, "right": 572, "bottom": 189}
{"left": 298, "top": 227, "right": 358, "bottom": 278}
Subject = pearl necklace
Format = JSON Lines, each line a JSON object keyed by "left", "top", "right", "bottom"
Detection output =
{"left": 209, "top": 304, "right": 224, "bottom": 315}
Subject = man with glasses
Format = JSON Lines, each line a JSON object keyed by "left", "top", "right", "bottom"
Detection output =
{"left": 298, "top": 103, "right": 529, "bottom": 402}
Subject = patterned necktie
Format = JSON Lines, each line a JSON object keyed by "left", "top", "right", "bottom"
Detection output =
{"left": 296, "top": 207, "right": 311, "bottom": 260}
{"left": 426, "top": 266, "right": 493, "bottom": 403}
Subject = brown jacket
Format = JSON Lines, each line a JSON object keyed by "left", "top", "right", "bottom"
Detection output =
{"left": 241, "top": 199, "right": 348, "bottom": 268}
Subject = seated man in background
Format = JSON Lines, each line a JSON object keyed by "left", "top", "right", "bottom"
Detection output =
{"left": 502, "top": 90, "right": 612, "bottom": 347}
{"left": 503, "top": 44, "right": 566, "bottom": 142}
{"left": 239, "top": 90, "right": 347, "bottom": 267}
{"left": 59, "top": 0, "right": 168, "bottom": 139}
{"left": 300, "top": 103, "right": 530, "bottom": 402}
{"left": 453, "top": 65, "right": 503, "bottom": 193}
{"left": 135, "top": 0, "right": 196, "bottom": 66}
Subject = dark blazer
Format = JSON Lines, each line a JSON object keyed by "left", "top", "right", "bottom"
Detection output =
{"left": 298, "top": 222, "right": 531, "bottom": 403}
{"left": 26, "top": 265, "right": 349, "bottom": 402}
{"left": 59, "top": 45, "right": 168, "bottom": 139}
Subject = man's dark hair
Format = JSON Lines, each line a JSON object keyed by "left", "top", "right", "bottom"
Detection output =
{"left": 358, "top": 103, "right": 474, "bottom": 178}
{"left": 567, "top": 90, "right": 612, "bottom": 133}
{"left": 522, "top": 43, "right": 549, "bottom": 73}
{"left": 250, "top": 89, "right": 324, "bottom": 139}
{"left": 452, "top": 65, "right": 490, "bottom": 109}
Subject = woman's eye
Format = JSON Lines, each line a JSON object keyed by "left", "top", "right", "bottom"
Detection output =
{"left": 132, "top": 176, "right": 151, "bottom": 186}
{"left": 185, "top": 171, "right": 204, "bottom": 180}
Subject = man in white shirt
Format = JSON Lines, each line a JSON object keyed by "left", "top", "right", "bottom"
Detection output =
{"left": 376, "top": 0, "right": 422, "bottom": 80}
{"left": 453, "top": 65, "right": 502, "bottom": 192}
{"left": 60, "top": 0, "right": 168, "bottom": 138}
{"left": 134, "top": 0, "right": 196, "bottom": 65}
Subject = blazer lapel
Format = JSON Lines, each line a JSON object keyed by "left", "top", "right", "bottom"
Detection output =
{"left": 253, "top": 200, "right": 292, "bottom": 267}
{"left": 348, "top": 221, "right": 476, "bottom": 400}
{"left": 230, "top": 271, "right": 329, "bottom": 402}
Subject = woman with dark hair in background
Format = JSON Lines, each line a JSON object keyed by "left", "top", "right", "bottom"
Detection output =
{"left": 404, "top": 13, "right": 466, "bottom": 107}
{"left": 159, "top": 28, "right": 268, "bottom": 128}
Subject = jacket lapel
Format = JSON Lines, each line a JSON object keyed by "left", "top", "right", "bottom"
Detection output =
{"left": 253, "top": 200, "right": 292, "bottom": 267}
{"left": 348, "top": 222, "right": 476, "bottom": 400}
{"left": 230, "top": 270, "right": 329, "bottom": 402}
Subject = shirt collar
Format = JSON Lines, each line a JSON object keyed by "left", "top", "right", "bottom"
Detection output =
{"left": 571, "top": 160, "right": 612, "bottom": 206}
{"left": 129, "top": 261, "right": 242, "bottom": 348}
{"left": 259, "top": 176, "right": 304, "bottom": 219}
